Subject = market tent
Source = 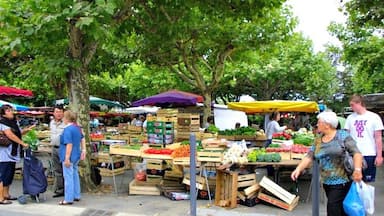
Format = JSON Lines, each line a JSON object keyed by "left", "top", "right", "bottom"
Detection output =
{"left": 56, "top": 96, "right": 124, "bottom": 108}
{"left": 0, "top": 100, "right": 29, "bottom": 111}
{"left": 227, "top": 100, "right": 319, "bottom": 113}
{"left": 124, "top": 106, "right": 160, "bottom": 114}
{"left": 0, "top": 86, "right": 33, "bottom": 98}
{"left": 132, "top": 90, "right": 204, "bottom": 107}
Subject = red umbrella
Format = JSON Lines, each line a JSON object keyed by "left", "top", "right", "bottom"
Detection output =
{"left": 0, "top": 86, "right": 33, "bottom": 98}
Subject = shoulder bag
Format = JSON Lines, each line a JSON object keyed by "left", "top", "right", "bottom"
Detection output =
{"left": 0, "top": 132, "right": 12, "bottom": 147}
{"left": 337, "top": 130, "right": 367, "bottom": 176}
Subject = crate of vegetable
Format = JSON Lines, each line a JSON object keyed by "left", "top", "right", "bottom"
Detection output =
{"left": 218, "top": 126, "right": 257, "bottom": 141}
{"left": 266, "top": 144, "right": 291, "bottom": 161}
{"left": 247, "top": 148, "right": 282, "bottom": 163}
{"left": 290, "top": 144, "right": 310, "bottom": 160}
{"left": 142, "top": 148, "right": 174, "bottom": 160}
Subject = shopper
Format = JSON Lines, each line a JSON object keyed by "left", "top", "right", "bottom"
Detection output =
{"left": 50, "top": 105, "right": 66, "bottom": 198}
{"left": 0, "top": 105, "right": 31, "bottom": 204}
{"left": 58, "top": 110, "right": 84, "bottom": 205}
{"left": 291, "top": 111, "right": 363, "bottom": 216}
{"left": 344, "top": 94, "right": 383, "bottom": 182}
{"left": 265, "top": 111, "right": 287, "bottom": 147}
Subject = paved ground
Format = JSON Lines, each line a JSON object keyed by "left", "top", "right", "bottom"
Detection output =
{"left": 1, "top": 165, "right": 383, "bottom": 216}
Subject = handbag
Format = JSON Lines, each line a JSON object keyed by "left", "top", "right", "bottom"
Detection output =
{"left": 337, "top": 130, "right": 367, "bottom": 176}
{"left": 0, "top": 133, "right": 12, "bottom": 147}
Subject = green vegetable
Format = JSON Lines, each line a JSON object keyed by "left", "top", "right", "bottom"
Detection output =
{"left": 23, "top": 129, "right": 39, "bottom": 150}
{"left": 293, "top": 134, "right": 314, "bottom": 146}
{"left": 207, "top": 125, "right": 219, "bottom": 134}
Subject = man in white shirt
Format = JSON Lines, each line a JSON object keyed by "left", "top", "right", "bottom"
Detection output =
{"left": 344, "top": 94, "right": 383, "bottom": 182}
{"left": 50, "top": 105, "right": 66, "bottom": 197}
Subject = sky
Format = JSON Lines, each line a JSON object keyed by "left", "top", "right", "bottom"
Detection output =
{"left": 286, "top": 0, "right": 347, "bottom": 52}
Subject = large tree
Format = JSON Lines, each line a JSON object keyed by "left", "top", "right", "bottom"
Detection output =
{"left": 329, "top": 0, "right": 384, "bottom": 94}
{"left": 217, "top": 33, "right": 337, "bottom": 103}
{"left": 132, "top": 0, "right": 288, "bottom": 125}
{"left": 0, "top": 0, "right": 139, "bottom": 191}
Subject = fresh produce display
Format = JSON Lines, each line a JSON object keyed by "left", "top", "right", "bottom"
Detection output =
{"left": 206, "top": 125, "right": 220, "bottom": 134}
{"left": 144, "top": 148, "right": 173, "bottom": 155}
{"left": 260, "top": 153, "right": 281, "bottom": 162}
{"left": 292, "top": 133, "right": 314, "bottom": 146}
{"left": 222, "top": 144, "right": 248, "bottom": 164}
{"left": 291, "top": 144, "right": 311, "bottom": 154}
{"left": 247, "top": 148, "right": 266, "bottom": 162}
{"left": 218, "top": 126, "right": 256, "bottom": 136}
{"left": 171, "top": 145, "right": 190, "bottom": 158}
{"left": 23, "top": 129, "right": 39, "bottom": 150}
{"left": 272, "top": 132, "right": 292, "bottom": 140}
{"left": 266, "top": 146, "right": 290, "bottom": 153}
{"left": 247, "top": 148, "right": 281, "bottom": 162}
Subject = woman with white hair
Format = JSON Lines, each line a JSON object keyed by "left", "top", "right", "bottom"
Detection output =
{"left": 291, "top": 111, "right": 363, "bottom": 216}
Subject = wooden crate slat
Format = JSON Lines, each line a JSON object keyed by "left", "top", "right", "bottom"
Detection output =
{"left": 244, "top": 183, "right": 260, "bottom": 196}
{"left": 237, "top": 173, "right": 257, "bottom": 188}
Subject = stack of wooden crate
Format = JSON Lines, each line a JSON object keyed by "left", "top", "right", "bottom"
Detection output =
{"left": 176, "top": 113, "right": 200, "bottom": 141}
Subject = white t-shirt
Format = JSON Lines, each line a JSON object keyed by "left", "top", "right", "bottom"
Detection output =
{"left": 344, "top": 111, "right": 384, "bottom": 156}
{"left": 266, "top": 120, "right": 286, "bottom": 140}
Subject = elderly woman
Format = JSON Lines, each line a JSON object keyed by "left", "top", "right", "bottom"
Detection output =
{"left": 58, "top": 110, "right": 85, "bottom": 205}
{"left": 0, "top": 105, "right": 32, "bottom": 204}
{"left": 291, "top": 111, "right": 363, "bottom": 216}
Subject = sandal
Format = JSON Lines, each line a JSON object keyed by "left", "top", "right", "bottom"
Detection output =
{"left": 5, "top": 196, "right": 17, "bottom": 201}
{"left": 58, "top": 200, "right": 73, "bottom": 205}
{"left": 0, "top": 200, "right": 12, "bottom": 204}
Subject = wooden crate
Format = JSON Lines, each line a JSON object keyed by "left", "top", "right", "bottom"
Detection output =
{"left": 291, "top": 153, "right": 306, "bottom": 160}
{"left": 172, "top": 157, "right": 191, "bottom": 166}
{"left": 237, "top": 173, "right": 257, "bottom": 188}
{"left": 109, "top": 145, "right": 142, "bottom": 157}
{"left": 146, "top": 175, "right": 163, "bottom": 184}
{"left": 182, "top": 174, "right": 207, "bottom": 190}
{"left": 146, "top": 159, "right": 166, "bottom": 170}
{"left": 279, "top": 152, "right": 291, "bottom": 160}
{"left": 215, "top": 169, "right": 238, "bottom": 209}
{"left": 96, "top": 153, "right": 124, "bottom": 163}
{"left": 258, "top": 191, "right": 299, "bottom": 211}
{"left": 217, "top": 135, "right": 236, "bottom": 141}
{"left": 234, "top": 135, "right": 256, "bottom": 141}
{"left": 243, "top": 183, "right": 260, "bottom": 198}
{"left": 99, "top": 167, "right": 126, "bottom": 177}
{"left": 259, "top": 176, "right": 298, "bottom": 205}
{"left": 129, "top": 179, "right": 161, "bottom": 195}
{"left": 197, "top": 149, "right": 223, "bottom": 162}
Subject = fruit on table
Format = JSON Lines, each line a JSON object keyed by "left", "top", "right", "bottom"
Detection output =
{"left": 144, "top": 148, "right": 173, "bottom": 155}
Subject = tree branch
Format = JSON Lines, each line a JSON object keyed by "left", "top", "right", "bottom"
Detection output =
{"left": 211, "top": 44, "right": 235, "bottom": 89}
{"left": 113, "top": 0, "right": 134, "bottom": 24}
{"left": 168, "top": 63, "right": 196, "bottom": 86}
{"left": 83, "top": 42, "right": 98, "bottom": 67}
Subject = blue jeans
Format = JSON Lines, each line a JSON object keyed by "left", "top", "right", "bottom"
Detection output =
{"left": 62, "top": 160, "right": 81, "bottom": 202}
{"left": 363, "top": 156, "right": 376, "bottom": 182}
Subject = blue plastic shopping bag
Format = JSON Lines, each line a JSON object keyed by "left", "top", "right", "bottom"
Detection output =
{"left": 343, "top": 182, "right": 365, "bottom": 216}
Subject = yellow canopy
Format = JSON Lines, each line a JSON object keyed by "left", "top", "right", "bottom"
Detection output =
{"left": 227, "top": 100, "right": 319, "bottom": 114}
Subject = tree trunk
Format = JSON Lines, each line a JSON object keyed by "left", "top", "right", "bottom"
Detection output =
{"left": 202, "top": 91, "right": 212, "bottom": 127}
{"left": 68, "top": 18, "right": 96, "bottom": 192}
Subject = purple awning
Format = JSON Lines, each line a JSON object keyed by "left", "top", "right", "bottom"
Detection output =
{"left": 132, "top": 90, "right": 203, "bottom": 107}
